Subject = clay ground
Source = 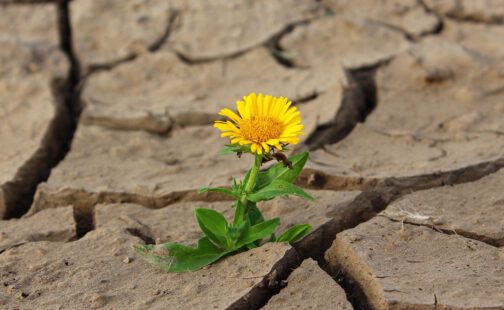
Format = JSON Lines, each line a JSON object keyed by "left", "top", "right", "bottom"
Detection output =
{"left": 1, "top": 0, "right": 504, "bottom": 309}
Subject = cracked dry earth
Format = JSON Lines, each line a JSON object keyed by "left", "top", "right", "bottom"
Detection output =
{"left": 1, "top": 0, "right": 504, "bottom": 309}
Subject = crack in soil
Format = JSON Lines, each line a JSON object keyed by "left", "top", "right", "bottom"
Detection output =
{"left": 330, "top": 266, "right": 372, "bottom": 310}
{"left": 32, "top": 188, "right": 233, "bottom": 212}
{"left": 73, "top": 204, "right": 94, "bottom": 239}
{"left": 86, "top": 9, "right": 179, "bottom": 75}
{"left": 366, "top": 15, "right": 443, "bottom": 42}
{"left": 418, "top": 0, "right": 504, "bottom": 26}
{"left": 296, "top": 168, "right": 375, "bottom": 191}
{"left": 0, "top": 79, "right": 76, "bottom": 219}
{"left": 1, "top": 0, "right": 82, "bottom": 219}
{"left": 379, "top": 215, "right": 503, "bottom": 248}
{"left": 30, "top": 188, "right": 234, "bottom": 238}
{"left": 3, "top": 1, "right": 503, "bottom": 307}
{"left": 443, "top": 14, "right": 504, "bottom": 25}
{"left": 266, "top": 158, "right": 504, "bottom": 308}
{"left": 264, "top": 20, "right": 311, "bottom": 69}
{"left": 227, "top": 247, "right": 302, "bottom": 310}
{"left": 250, "top": 191, "right": 388, "bottom": 309}
{"left": 298, "top": 156, "right": 504, "bottom": 193}
{"left": 173, "top": 15, "right": 320, "bottom": 66}
{"left": 125, "top": 227, "right": 156, "bottom": 245}
{"left": 30, "top": 155, "right": 504, "bottom": 239}
{"left": 0, "top": 0, "right": 68, "bottom": 3}
{"left": 1, "top": 0, "right": 82, "bottom": 218}
{"left": 303, "top": 66, "right": 378, "bottom": 151}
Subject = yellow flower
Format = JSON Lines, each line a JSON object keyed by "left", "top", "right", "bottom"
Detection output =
{"left": 214, "top": 93, "right": 304, "bottom": 155}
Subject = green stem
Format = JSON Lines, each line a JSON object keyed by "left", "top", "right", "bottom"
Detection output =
{"left": 244, "top": 154, "right": 262, "bottom": 196}
{"left": 234, "top": 154, "right": 262, "bottom": 224}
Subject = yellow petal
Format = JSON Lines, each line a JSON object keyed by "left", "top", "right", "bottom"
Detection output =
{"left": 285, "top": 116, "right": 302, "bottom": 127}
{"left": 219, "top": 108, "right": 242, "bottom": 123}
{"left": 281, "top": 137, "right": 300, "bottom": 144}
{"left": 246, "top": 93, "right": 257, "bottom": 116}
{"left": 283, "top": 111, "right": 301, "bottom": 125}
{"left": 238, "top": 139, "right": 252, "bottom": 145}
{"left": 257, "top": 93, "right": 264, "bottom": 116}
{"left": 280, "top": 133, "right": 302, "bottom": 139}
{"left": 282, "top": 106, "right": 298, "bottom": 119}
{"left": 283, "top": 124, "right": 304, "bottom": 133}
{"left": 266, "top": 139, "right": 280, "bottom": 145}
{"left": 221, "top": 132, "right": 235, "bottom": 137}
{"left": 236, "top": 100, "right": 250, "bottom": 119}
{"left": 278, "top": 100, "right": 293, "bottom": 116}
{"left": 214, "top": 124, "right": 239, "bottom": 134}
{"left": 263, "top": 94, "right": 273, "bottom": 116}
{"left": 270, "top": 97, "right": 284, "bottom": 117}
{"left": 225, "top": 120, "right": 240, "bottom": 132}
{"left": 214, "top": 122, "right": 234, "bottom": 131}
{"left": 261, "top": 142, "right": 270, "bottom": 153}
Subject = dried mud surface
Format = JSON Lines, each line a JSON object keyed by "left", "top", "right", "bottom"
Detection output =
{"left": 0, "top": 227, "right": 292, "bottom": 309}
{"left": 1, "top": 0, "right": 504, "bottom": 309}
{"left": 326, "top": 216, "right": 504, "bottom": 309}
{"left": 0, "top": 9, "right": 69, "bottom": 218}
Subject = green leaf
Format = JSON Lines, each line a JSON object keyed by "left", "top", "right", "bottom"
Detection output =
{"left": 240, "top": 168, "right": 253, "bottom": 192}
{"left": 199, "top": 187, "right": 237, "bottom": 198}
{"left": 233, "top": 201, "right": 265, "bottom": 247}
{"left": 232, "top": 200, "right": 246, "bottom": 226}
{"left": 247, "top": 179, "right": 315, "bottom": 203}
{"left": 233, "top": 200, "right": 264, "bottom": 227}
{"left": 255, "top": 152, "right": 308, "bottom": 190}
{"left": 276, "top": 224, "right": 312, "bottom": 244}
{"left": 246, "top": 202, "right": 265, "bottom": 247}
{"left": 246, "top": 202, "right": 264, "bottom": 226}
{"left": 135, "top": 236, "right": 229, "bottom": 272}
{"left": 228, "top": 219, "right": 250, "bottom": 243}
{"left": 195, "top": 208, "right": 230, "bottom": 249}
{"left": 231, "top": 178, "right": 239, "bottom": 192}
{"left": 236, "top": 217, "right": 280, "bottom": 248}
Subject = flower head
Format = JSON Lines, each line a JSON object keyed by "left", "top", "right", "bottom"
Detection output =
{"left": 214, "top": 93, "right": 304, "bottom": 155}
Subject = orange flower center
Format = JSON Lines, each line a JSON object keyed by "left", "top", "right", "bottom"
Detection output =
{"left": 239, "top": 116, "right": 284, "bottom": 143}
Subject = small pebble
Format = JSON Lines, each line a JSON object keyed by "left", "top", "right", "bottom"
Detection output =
{"left": 89, "top": 293, "right": 108, "bottom": 308}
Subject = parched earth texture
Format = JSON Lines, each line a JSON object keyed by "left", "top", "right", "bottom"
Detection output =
{"left": 1, "top": 0, "right": 504, "bottom": 309}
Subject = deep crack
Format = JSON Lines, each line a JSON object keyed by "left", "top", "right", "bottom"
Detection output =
{"left": 227, "top": 248, "right": 302, "bottom": 310}
{"left": 2, "top": 0, "right": 82, "bottom": 219}
{"left": 125, "top": 227, "right": 156, "bottom": 245}
{"left": 3, "top": 1, "right": 81, "bottom": 219}
{"left": 331, "top": 267, "right": 372, "bottom": 310}
{"left": 303, "top": 66, "right": 378, "bottom": 151}
{"left": 281, "top": 158, "right": 504, "bottom": 308}
{"left": 73, "top": 205, "right": 94, "bottom": 239}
